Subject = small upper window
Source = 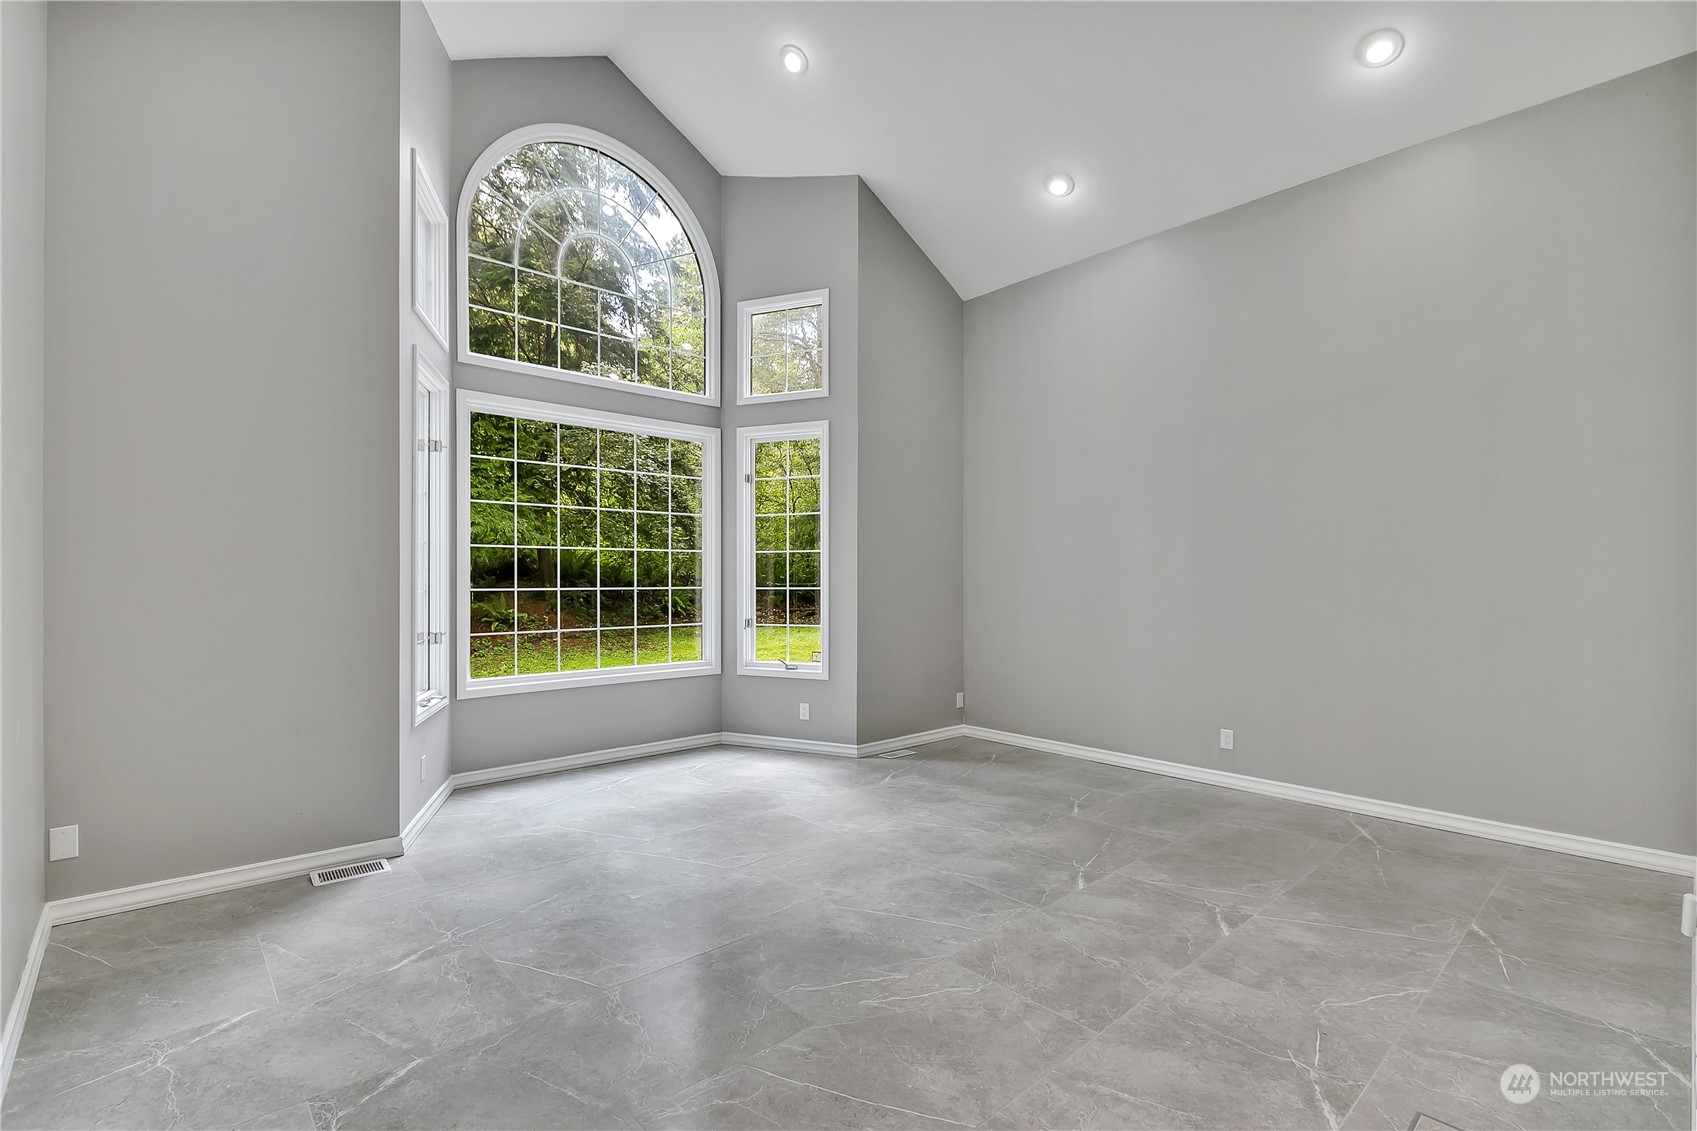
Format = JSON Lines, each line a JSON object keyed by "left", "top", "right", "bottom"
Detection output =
{"left": 461, "top": 127, "right": 715, "bottom": 401}
{"left": 738, "top": 290, "right": 827, "bottom": 403}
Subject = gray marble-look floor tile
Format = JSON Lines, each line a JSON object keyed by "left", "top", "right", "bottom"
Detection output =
{"left": 706, "top": 899, "right": 984, "bottom": 1024}
{"left": 11, "top": 742, "right": 1689, "bottom": 1131}
{"left": 1257, "top": 832, "right": 1515, "bottom": 943}
{"left": 1222, "top": 795, "right": 1370, "bottom": 843}
{"left": 396, "top": 802, "right": 641, "bottom": 890}
{"left": 5, "top": 999, "right": 414, "bottom": 1130}
{"left": 865, "top": 814, "right": 1131, "bottom": 907}
{"left": 1117, "top": 816, "right": 1346, "bottom": 907}
{"left": 609, "top": 946, "right": 812, "bottom": 1086}
{"left": 749, "top": 843, "right": 1032, "bottom": 933}
{"left": 629, "top": 809, "right": 850, "bottom": 869}
{"left": 749, "top": 961, "right": 1093, "bottom": 1127}
{"left": 994, "top": 911, "right": 1451, "bottom": 1131}
{"left": 951, "top": 872, "right": 1257, "bottom": 1032}
{"left": 1444, "top": 864, "right": 1690, "bottom": 1043}
{"left": 305, "top": 942, "right": 548, "bottom": 1058}
{"left": 1341, "top": 974, "right": 1690, "bottom": 1131}
{"left": 466, "top": 851, "right": 808, "bottom": 987}
{"left": 638, "top": 1065, "right": 968, "bottom": 1130}
{"left": 1033, "top": 757, "right": 1166, "bottom": 794}
{"left": 300, "top": 1004, "right": 647, "bottom": 1130}
{"left": 19, "top": 937, "right": 278, "bottom": 1059}
{"left": 1074, "top": 779, "right": 1248, "bottom": 839}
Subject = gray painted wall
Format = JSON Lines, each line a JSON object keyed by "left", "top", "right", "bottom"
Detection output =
{"left": 2, "top": 0, "right": 47, "bottom": 1027}
{"left": 964, "top": 56, "right": 1697, "bottom": 854}
{"left": 399, "top": 1, "right": 453, "bottom": 828}
{"left": 856, "top": 183, "right": 965, "bottom": 744}
{"left": 720, "top": 176, "right": 862, "bottom": 746}
{"left": 44, "top": 2, "right": 404, "bottom": 898}
{"left": 449, "top": 58, "right": 726, "bottom": 772}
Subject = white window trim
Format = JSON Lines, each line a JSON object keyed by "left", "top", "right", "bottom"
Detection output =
{"left": 411, "top": 150, "right": 450, "bottom": 351}
{"left": 456, "top": 389, "right": 721, "bottom": 698}
{"left": 736, "top": 420, "right": 829, "bottom": 680}
{"left": 414, "top": 349, "right": 450, "bottom": 723}
{"left": 736, "top": 289, "right": 830, "bottom": 405}
{"left": 456, "top": 124, "right": 722, "bottom": 407}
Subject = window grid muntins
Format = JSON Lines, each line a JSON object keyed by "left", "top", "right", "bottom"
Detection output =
{"left": 467, "top": 410, "right": 705, "bottom": 681}
{"left": 749, "top": 303, "right": 824, "bottom": 397}
{"left": 466, "top": 142, "right": 707, "bottom": 396}
{"left": 752, "top": 438, "right": 823, "bottom": 666}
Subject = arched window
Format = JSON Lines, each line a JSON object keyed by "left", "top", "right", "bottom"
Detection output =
{"left": 459, "top": 127, "right": 716, "bottom": 401}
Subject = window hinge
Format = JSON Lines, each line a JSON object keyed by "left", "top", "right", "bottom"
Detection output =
{"left": 415, "top": 632, "right": 427, "bottom": 645}
{"left": 429, "top": 632, "right": 445, "bottom": 645}
{"left": 429, "top": 439, "right": 444, "bottom": 452}
{"left": 743, "top": 473, "right": 752, "bottom": 483}
{"left": 416, "top": 438, "right": 427, "bottom": 452}
{"left": 744, "top": 618, "right": 753, "bottom": 629}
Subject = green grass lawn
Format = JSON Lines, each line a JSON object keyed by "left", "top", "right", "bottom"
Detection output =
{"left": 754, "top": 625, "right": 821, "bottom": 665}
{"left": 470, "top": 626, "right": 702, "bottom": 679}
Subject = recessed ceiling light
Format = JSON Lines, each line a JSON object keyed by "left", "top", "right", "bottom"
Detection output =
{"left": 1356, "top": 29, "right": 1404, "bottom": 68}
{"left": 780, "top": 45, "right": 808, "bottom": 74}
{"left": 1045, "top": 173, "right": 1075, "bottom": 198}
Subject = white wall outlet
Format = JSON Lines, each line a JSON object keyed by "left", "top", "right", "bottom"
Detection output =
{"left": 956, "top": 692, "right": 965, "bottom": 709}
{"left": 799, "top": 703, "right": 810, "bottom": 721}
{"left": 49, "top": 825, "right": 79, "bottom": 861}
{"left": 1219, "top": 729, "right": 1234, "bottom": 751}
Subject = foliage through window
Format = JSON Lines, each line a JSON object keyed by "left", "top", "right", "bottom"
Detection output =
{"left": 465, "top": 138, "right": 709, "bottom": 397}
{"left": 740, "top": 291, "right": 827, "bottom": 401}
{"left": 739, "top": 423, "right": 827, "bottom": 677}
{"left": 461, "top": 394, "right": 718, "bottom": 694}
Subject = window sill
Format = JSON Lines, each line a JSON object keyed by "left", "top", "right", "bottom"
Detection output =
{"left": 413, "top": 694, "right": 449, "bottom": 726}
{"left": 737, "top": 662, "right": 828, "bottom": 681}
{"left": 457, "top": 660, "right": 720, "bottom": 699}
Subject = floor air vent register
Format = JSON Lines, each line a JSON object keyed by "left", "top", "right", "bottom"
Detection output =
{"left": 308, "top": 859, "right": 392, "bottom": 887}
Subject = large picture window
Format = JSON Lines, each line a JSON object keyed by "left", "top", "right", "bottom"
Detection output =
{"left": 459, "top": 125, "right": 718, "bottom": 403}
{"left": 737, "top": 422, "right": 827, "bottom": 679}
{"left": 459, "top": 391, "right": 719, "bottom": 696}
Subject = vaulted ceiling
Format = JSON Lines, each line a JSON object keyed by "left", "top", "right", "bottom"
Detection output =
{"left": 424, "top": 2, "right": 1695, "bottom": 298}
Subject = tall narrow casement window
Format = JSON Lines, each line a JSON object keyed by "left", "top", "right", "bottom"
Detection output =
{"left": 459, "top": 125, "right": 719, "bottom": 403}
{"left": 459, "top": 390, "right": 719, "bottom": 696}
{"left": 737, "top": 290, "right": 828, "bottom": 403}
{"left": 737, "top": 422, "right": 827, "bottom": 679}
{"left": 413, "top": 352, "right": 450, "bottom": 720}
{"left": 412, "top": 150, "right": 450, "bottom": 349}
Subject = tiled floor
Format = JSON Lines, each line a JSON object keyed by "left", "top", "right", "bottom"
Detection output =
{"left": 4, "top": 737, "right": 1689, "bottom": 1130}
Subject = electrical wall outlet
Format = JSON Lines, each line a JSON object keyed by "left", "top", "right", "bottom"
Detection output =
{"left": 956, "top": 692, "right": 965, "bottom": 709}
{"left": 1219, "top": 729, "right": 1234, "bottom": 751}
{"left": 49, "top": 825, "right": 79, "bottom": 861}
{"left": 799, "top": 702, "right": 810, "bottom": 721}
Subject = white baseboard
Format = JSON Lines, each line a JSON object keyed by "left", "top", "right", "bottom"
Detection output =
{"left": 964, "top": 725, "right": 1696, "bottom": 876}
{"left": 450, "top": 732, "right": 724, "bottom": 789}
{"left": 720, "top": 731, "right": 861, "bottom": 758}
{"left": 402, "top": 778, "right": 454, "bottom": 850}
{"left": 45, "top": 836, "right": 406, "bottom": 927}
{"left": 0, "top": 906, "right": 50, "bottom": 1100}
{"left": 857, "top": 725, "right": 967, "bottom": 757}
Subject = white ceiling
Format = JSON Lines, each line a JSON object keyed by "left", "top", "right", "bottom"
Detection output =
{"left": 425, "top": 2, "right": 1694, "bottom": 299}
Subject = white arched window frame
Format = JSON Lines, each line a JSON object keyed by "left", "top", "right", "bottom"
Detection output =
{"left": 456, "top": 124, "right": 722, "bottom": 405}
